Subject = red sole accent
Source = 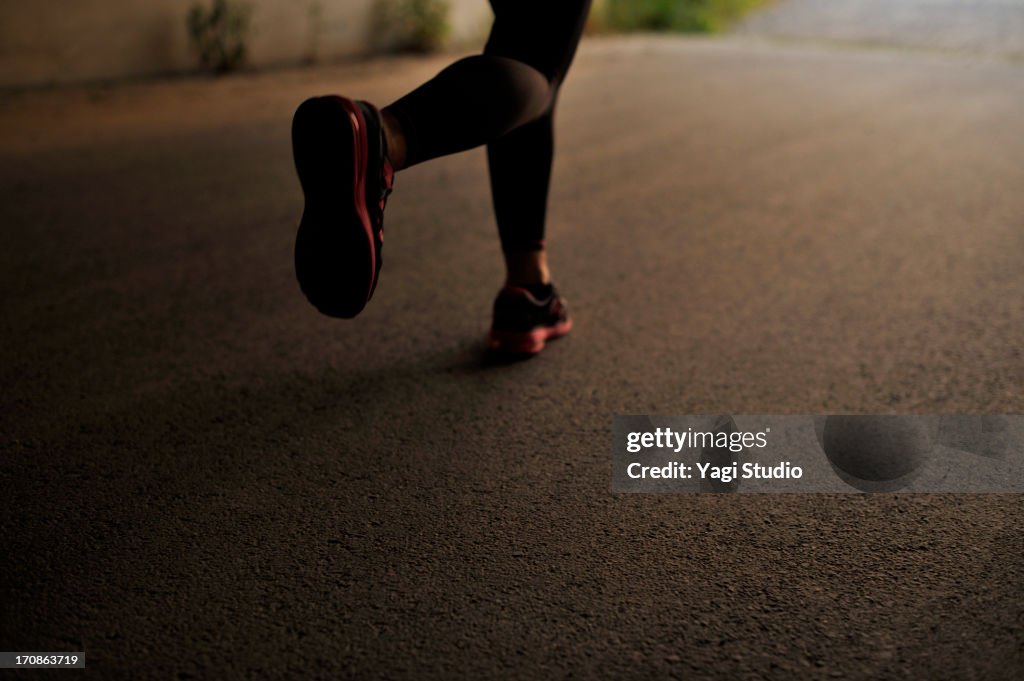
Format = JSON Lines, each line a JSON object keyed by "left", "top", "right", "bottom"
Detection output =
{"left": 488, "top": 318, "right": 573, "bottom": 355}
{"left": 339, "top": 98, "right": 376, "bottom": 302}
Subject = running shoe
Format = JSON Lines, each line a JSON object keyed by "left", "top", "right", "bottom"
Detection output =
{"left": 488, "top": 285, "right": 573, "bottom": 355}
{"left": 292, "top": 95, "right": 394, "bottom": 318}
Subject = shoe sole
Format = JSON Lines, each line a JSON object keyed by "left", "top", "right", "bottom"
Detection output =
{"left": 292, "top": 96, "right": 375, "bottom": 319}
{"left": 488, "top": 317, "right": 573, "bottom": 355}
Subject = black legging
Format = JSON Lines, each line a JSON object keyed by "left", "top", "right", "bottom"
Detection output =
{"left": 383, "top": 0, "right": 592, "bottom": 253}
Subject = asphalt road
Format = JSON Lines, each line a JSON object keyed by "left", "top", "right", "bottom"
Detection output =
{"left": 2, "top": 36, "right": 1023, "bottom": 679}
{"left": 736, "top": 0, "right": 1024, "bottom": 58}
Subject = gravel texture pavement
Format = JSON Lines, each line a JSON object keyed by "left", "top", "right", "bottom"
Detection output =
{"left": 2, "top": 35, "right": 1022, "bottom": 679}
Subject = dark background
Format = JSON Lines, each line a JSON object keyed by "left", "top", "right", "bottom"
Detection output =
{"left": 2, "top": 6, "right": 1023, "bottom": 678}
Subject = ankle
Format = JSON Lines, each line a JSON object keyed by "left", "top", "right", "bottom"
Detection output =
{"left": 380, "top": 108, "right": 407, "bottom": 171}
{"left": 503, "top": 250, "right": 550, "bottom": 288}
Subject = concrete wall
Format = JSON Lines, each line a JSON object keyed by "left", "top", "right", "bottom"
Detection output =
{"left": 0, "top": 0, "right": 492, "bottom": 87}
